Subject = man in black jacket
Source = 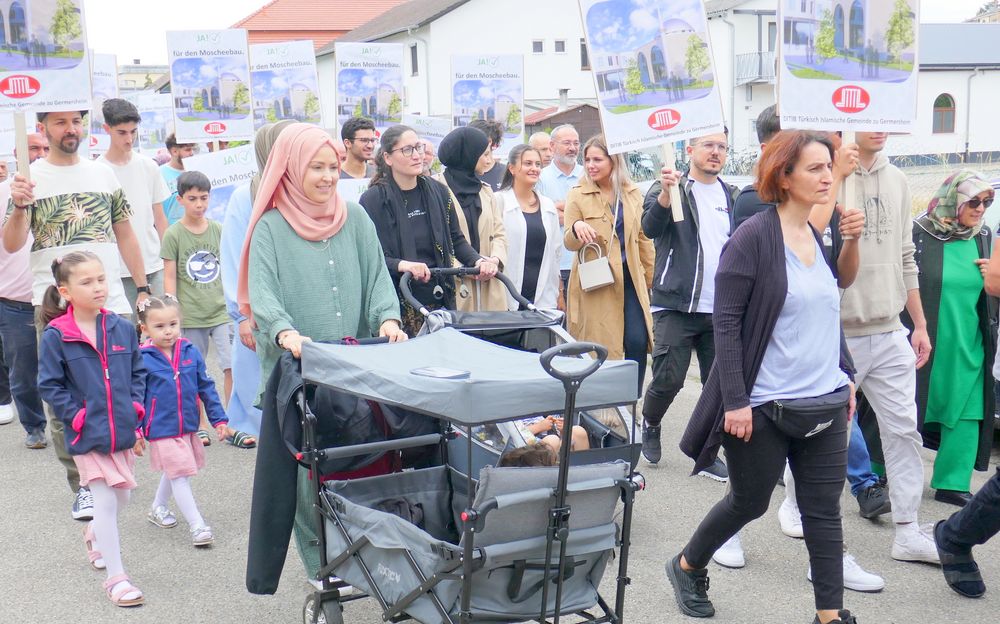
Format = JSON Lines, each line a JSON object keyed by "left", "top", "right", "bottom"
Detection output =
{"left": 640, "top": 129, "right": 738, "bottom": 483}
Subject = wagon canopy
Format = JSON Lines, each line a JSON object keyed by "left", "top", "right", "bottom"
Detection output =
{"left": 300, "top": 328, "right": 638, "bottom": 425}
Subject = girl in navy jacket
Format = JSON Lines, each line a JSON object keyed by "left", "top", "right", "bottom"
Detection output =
{"left": 138, "top": 295, "right": 227, "bottom": 547}
{"left": 37, "top": 252, "right": 147, "bottom": 608}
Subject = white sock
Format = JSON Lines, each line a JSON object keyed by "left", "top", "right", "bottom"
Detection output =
{"left": 152, "top": 474, "right": 172, "bottom": 510}
{"left": 170, "top": 477, "right": 205, "bottom": 528}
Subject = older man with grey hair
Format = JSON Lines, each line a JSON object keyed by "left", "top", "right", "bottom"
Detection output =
{"left": 535, "top": 124, "right": 583, "bottom": 298}
{"left": 528, "top": 131, "right": 552, "bottom": 168}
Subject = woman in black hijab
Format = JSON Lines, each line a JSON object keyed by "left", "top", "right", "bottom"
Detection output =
{"left": 437, "top": 126, "right": 508, "bottom": 311}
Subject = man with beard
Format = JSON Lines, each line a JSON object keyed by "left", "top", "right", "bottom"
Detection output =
{"left": 3, "top": 110, "right": 148, "bottom": 522}
{"left": 536, "top": 124, "right": 584, "bottom": 297}
{"left": 340, "top": 116, "right": 377, "bottom": 179}
{"left": 640, "top": 130, "right": 738, "bottom": 482}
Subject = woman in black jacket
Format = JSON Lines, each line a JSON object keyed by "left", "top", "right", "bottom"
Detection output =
{"left": 360, "top": 125, "right": 497, "bottom": 335}
{"left": 669, "top": 131, "right": 861, "bottom": 624}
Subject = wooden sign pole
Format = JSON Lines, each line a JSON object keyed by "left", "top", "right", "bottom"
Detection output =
{"left": 13, "top": 111, "right": 30, "bottom": 181}
{"left": 842, "top": 130, "right": 857, "bottom": 239}
{"left": 659, "top": 144, "right": 684, "bottom": 222}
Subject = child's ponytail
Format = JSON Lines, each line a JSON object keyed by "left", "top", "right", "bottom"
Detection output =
{"left": 39, "top": 284, "right": 65, "bottom": 326}
{"left": 39, "top": 251, "right": 102, "bottom": 326}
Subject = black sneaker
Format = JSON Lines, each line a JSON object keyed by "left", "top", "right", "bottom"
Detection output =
{"left": 665, "top": 554, "right": 715, "bottom": 618}
{"left": 24, "top": 428, "right": 47, "bottom": 449}
{"left": 697, "top": 458, "right": 729, "bottom": 482}
{"left": 811, "top": 609, "right": 858, "bottom": 623}
{"left": 856, "top": 483, "right": 891, "bottom": 519}
{"left": 642, "top": 424, "right": 662, "bottom": 464}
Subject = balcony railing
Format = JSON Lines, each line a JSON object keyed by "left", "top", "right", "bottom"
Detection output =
{"left": 735, "top": 51, "right": 776, "bottom": 86}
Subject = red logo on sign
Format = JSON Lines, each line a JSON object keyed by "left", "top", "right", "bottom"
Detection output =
{"left": 832, "top": 85, "right": 870, "bottom": 113}
{"left": 89, "top": 135, "right": 98, "bottom": 147}
{"left": 0, "top": 75, "right": 40, "bottom": 98}
{"left": 647, "top": 109, "right": 681, "bottom": 131}
{"left": 204, "top": 122, "right": 227, "bottom": 135}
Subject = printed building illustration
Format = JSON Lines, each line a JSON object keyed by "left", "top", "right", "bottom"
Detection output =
{"left": 174, "top": 71, "right": 247, "bottom": 114}
{"left": 784, "top": 0, "right": 910, "bottom": 62}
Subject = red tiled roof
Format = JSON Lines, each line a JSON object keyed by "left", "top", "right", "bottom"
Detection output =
{"left": 232, "top": 0, "right": 407, "bottom": 31}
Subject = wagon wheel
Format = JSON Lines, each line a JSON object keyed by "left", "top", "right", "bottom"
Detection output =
{"left": 302, "top": 593, "right": 345, "bottom": 624}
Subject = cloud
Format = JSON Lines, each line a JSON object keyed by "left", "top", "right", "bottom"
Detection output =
{"left": 477, "top": 85, "right": 494, "bottom": 99}
{"left": 199, "top": 63, "right": 218, "bottom": 80}
{"left": 361, "top": 74, "right": 376, "bottom": 88}
{"left": 629, "top": 9, "right": 658, "bottom": 31}
{"left": 270, "top": 76, "right": 288, "bottom": 90}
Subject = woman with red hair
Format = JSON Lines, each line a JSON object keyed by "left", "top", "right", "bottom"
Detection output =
{"left": 669, "top": 130, "right": 860, "bottom": 624}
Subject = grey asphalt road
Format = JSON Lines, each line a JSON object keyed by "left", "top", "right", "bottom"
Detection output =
{"left": 3, "top": 368, "right": 998, "bottom": 624}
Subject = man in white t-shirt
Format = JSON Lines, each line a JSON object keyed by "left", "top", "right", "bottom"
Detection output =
{"left": 98, "top": 98, "right": 171, "bottom": 309}
{"left": 160, "top": 133, "right": 196, "bottom": 224}
{"left": 3, "top": 110, "right": 150, "bottom": 522}
{"left": 639, "top": 130, "right": 739, "bottom": 478}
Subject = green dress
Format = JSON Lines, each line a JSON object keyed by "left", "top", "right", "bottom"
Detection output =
{"left": 925, "top": 238, "right": 984, "bottom": 490}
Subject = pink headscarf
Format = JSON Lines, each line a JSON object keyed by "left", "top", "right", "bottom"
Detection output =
{"left": 237, "top": 123, "right": 347, "bottom": 321}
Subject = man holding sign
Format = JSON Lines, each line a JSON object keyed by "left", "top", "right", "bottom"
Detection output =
{"left": 3, "top": 110, "right": 150, "bottom": 521}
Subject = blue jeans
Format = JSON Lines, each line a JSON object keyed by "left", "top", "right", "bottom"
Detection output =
{"left": 0, "top": 299, "right": 45, "bottom": 432}
{"left": 847, "top": 416, "right": 878, "bottom": 496}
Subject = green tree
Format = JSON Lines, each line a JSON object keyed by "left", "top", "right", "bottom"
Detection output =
{"left": 303, "top": 92, "right": 320, "bottom": 120}
{"left": 505, "top": 104, "right": 522, "bottom": 133}
{"left": 624, "top": 58, "right": 645, "bottom": 100}
{"left": 386, "top": 92, "right": 402, "bottom": 120}
{"left": 352, "top": 101, "right": 362, "bottom": 117}
{"left": 885, "top": 0, "right": 915, "bottom": 68}
{"left": 193, "top": 95, "right": 204, "bottom": 113}
{"left": 50, "top": 0, "right": 82, "bottom": 50}
{"left": 815, "top": 10, "right": 837, "bottom": 61}
{"left": 143, "top": 73, "right": 153, "bottom": 89}
{"left": 265, "top": 107, "right": 278, "bottom": 123}
{"left": 231, "top": 82, "right": 250, "bottom": 112}
{"left": 684, "top": 34, "right": 710, "bottom": 82}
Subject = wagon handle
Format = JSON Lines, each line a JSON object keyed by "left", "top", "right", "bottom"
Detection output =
{"left": 539, "top": 342, "right": 607, "bottom": 386}
{"left": 399, "top": 266, "right": 481, "bottom": 315}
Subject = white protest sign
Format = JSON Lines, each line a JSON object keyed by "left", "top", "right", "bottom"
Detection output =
{"left": 0, "top": 114, "right": 14, "bottom": 158}
{"left": 579, "top": 0, "right": 725, "bottom": 154}
{"left": 337, "top": 178, "right": 370, "bottom": 205}
{"left": 401, "top": 114, "right": 452, "bottom": 150}
{"left": 778, "top": 0, "right": 919, "bottom": 132}
{"left": 89, "top": 53, "right": 118, "bottom": 153}
{"left": 181, "top": 144, "right": 258, "bottom": 222}
{"left": 0, "top": 0, "right": 91, "bottom": 112}
{"left": 334, "top": 42, "right": 404, "bottom": 136}
{"left": 167, "top": 30, "right": 253, "bottom": 143}
{"left": 450, "top": 54, "right": 523, "bottom": 161}
{"left": 250, "top": 40, "right": 323, "bottom": 129}
{"left": 128, "top": 91, "right": 173, "bottom": 155}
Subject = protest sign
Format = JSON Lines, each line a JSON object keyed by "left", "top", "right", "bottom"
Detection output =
{"left": 250, "top": 40, "right": 323, "bottom": 129}
{"left": 334, "top": 42, "right": 404, "bottom": 136}
{"left": 89, "top": 53, "right": 118, "bottom": 153}
{"left": 167, "top": 30, "right": 253, "bottom": 143}
{"left": 450, "top": 54, "right": 523, "bottom": 161}
{"left": 402, "top": 113, "right": 451, "bottom": 174}
{"left": 0, "top": 114, "right": 13, "bottom": 158}
{"left": 580, "top": 0, "right": 724, "bottom": 220}
{"left": 135, "top": 92, "right": 173, "bottom": 155}
{"left": 181, "top": 143, "right": 258, "bottom": 222}
{"left": 0, "top": 0, "right": 91, "bottom": 112}
{"left": 778, "top": 0, "right": 920, "bottom": 133}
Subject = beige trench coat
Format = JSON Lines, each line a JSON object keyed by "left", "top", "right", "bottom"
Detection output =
{"left": 563, "top": 179, "right": 654, "bottom": 360}
{"left": 440, "top": 179, "right": 509, "bottom": 312}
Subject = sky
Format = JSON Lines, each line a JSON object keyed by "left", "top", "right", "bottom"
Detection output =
{"left": 85, "top": 0, "right": 982, "bottom": 65}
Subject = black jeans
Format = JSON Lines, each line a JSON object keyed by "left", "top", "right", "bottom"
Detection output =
{"left": 683, "top": 407, "right": 848, "bottom": 611}
{"left": 938, "top": 467, "right": 1000, "bottom": 554}
{"left": 642, "top": 310, "right": 714, "bottom": 426}
{"left": 622, "top": 264, "right": 648, "bottom": 395}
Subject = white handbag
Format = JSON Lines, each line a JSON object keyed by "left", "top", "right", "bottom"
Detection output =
{"left": 577, "top": 243, "right": 614, "bottom": 292}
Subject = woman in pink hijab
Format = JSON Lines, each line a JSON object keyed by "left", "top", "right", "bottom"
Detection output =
{"left": 238, "top": 123, "right": 406, "bottom": 394}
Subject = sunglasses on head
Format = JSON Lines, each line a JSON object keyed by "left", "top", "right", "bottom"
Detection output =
{"left": 965, "top": 197, "right": 994, "bottom": 209}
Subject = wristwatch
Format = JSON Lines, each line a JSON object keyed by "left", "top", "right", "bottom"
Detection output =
{"left": 136, "top": 285, "right": 151, "bottom": 295}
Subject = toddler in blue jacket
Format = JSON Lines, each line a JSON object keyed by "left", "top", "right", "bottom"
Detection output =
{"left": 138, "top": 295, "right": 228, "bottom": 547}
{"left": 37, "top": 252, "right": 147, "bottom": 608}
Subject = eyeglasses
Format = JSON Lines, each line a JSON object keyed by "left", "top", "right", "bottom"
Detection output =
{"left": 556, "top": 140, "right": 580, "bottom": 148}
{"left": 695, "top": 141, "right": 729, "bottom": 153}
{"left": 965, "top": 197, "right": 994, "bottom": 209}
{"left": 348, "top": 137, "right": 377, "bottom": 145}
{"left": 392, "top": 143, "right": 425, "bottom": 157}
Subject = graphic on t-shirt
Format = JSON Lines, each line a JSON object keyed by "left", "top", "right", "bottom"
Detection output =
{"left": 22, "top": 190, "right": 132, "bottom": 252}
{"left": 185, "top": 250, "right": 221, "bottom": 283}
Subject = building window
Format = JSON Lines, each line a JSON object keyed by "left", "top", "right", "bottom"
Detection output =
{"left": 410, "top": 44, "right": 418, "bottom": 76}
{"left": 932, "top": 93, "right": 956, "bottom": 134}
{"left": 532, "top": 40, "right": 544, "bottom": 54}
{"left": 768, "top": 22, "right": 777, "bottom": 52}
{"left": 555, "top": 39, "right": 566, "bottom": 53}
{"left": 580, "top": 38, "right": 590, "bottom": 70}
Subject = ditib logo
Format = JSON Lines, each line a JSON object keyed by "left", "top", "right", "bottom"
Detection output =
{"left": 647, "top": 108, "right": 681, "bottom": 131}
{"left": 89, "top": 135, "right": 98, "bottom": 147}
{"left": 0, "top": 75, "right": 39, "bottom": 98}
{"left": 832, "top": 86, "right": 870, "bottom": 113}
{"left": 204, "top": 122, "right": 226, "bottom": 135}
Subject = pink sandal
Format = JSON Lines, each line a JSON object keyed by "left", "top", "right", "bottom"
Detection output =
{"left": 104, "top": 574, "right": 144, "bottom": 607}
{"left": 83, "top": 524, "right": 105, "bottom": 570}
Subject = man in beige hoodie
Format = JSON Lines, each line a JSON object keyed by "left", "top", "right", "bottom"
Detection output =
{"left": 840, "top": 132, "right": 938, "bottom": 564}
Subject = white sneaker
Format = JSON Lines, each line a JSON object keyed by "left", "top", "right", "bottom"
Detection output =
{"left": 808, "top": 553, "right": 885, "bottom": 592}
{"left": 777, "top": 497, "right": 804, "bottom": 539}
{"left": 711, "top": 533, "right": 745, "bottom": 569}
{"left": 0, "top": 403, "right": 13, "bottom": 425}
{"left": 892, "top": 523, "right": 941, "bottom": 564}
